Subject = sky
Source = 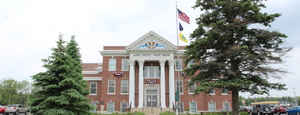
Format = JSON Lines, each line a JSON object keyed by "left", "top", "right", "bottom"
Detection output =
{"left": 0, "top": 0, "right": 299, "bottom": 97}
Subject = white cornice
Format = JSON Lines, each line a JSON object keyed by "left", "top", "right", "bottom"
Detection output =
{"left": 83, "top": 77, "right": 102, "bottom": 81}
{"left": 100, "top": 50, "right": 129, "bottom": 56}
{"left": 175, "top": 50, "right": 185, "bottom": 56}
{"left": 82, "top": 71, "right": 100, "bottom": 74}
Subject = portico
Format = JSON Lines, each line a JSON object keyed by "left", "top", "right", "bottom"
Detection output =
{"left": 128, "top": 53, "right": 175, "bottom": 108}
{"left": 126, "top": 31, "right": 177, "bottom": 109}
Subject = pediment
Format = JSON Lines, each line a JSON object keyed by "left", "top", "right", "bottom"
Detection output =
{"left": 126, "top": 31, "right": 176, "bottom": 51}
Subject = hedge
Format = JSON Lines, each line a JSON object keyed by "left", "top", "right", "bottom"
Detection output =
{"left": 160, "top": 112, "right": 249, "bottom": 115}
{"left": 91, "top": 112, "right": 144, "bottom": 115}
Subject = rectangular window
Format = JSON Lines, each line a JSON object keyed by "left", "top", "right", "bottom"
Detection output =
{"left": 91, "top": 101, "right": 97, "bottom": 112}
{"left": 209, "top": 89, "right": 216, "bottom": 95}
{"left": 178, "top": 102, "right": 184, "bottom": 112}
{"left": 175, "top": 80, "right": 183, "bottom": 94}
{"left": 155, "top": 66, "right": 160, "bottom": 77}
{"left": 120, "top": 80, "right": 128, "bottom": 94}
{"left": 189, "top": 101, "right": 197, "bottom": 113}
{"left": 120, "top": 102, "right": 128, "bottom": 112}
{"left": 107, "top": 102, "right": 115, "bottom": 112}
{"left": 90, "top": 81, "right": 97, "bottom": 95}
{"left": 121, "top": 58, "right": 129, "bottom": 71}
{"left": 187, "top": 59, "right": 195, "bottom": 68}
{"left": 188, "top": 80, "right": 196, "bottom": 94}
{"left": 208, "top": 101, "right": 216, "bottom": 112}
{"left": 175, "top": 59, "right": 183, "bottom": 71}
{"left": 222, "top": 89, "right": 228, "bottom": 95}
{"left": 223, "top": 101, "right": 230, "bottom": 112}
{"left": 109, "top": 58, "right": 116, "bottom": 71}
{"left": 144, "top": 66, "right": 160, "bottom": 78}
{"left": 108, "top": 80, "right": 116, "bottom": 94}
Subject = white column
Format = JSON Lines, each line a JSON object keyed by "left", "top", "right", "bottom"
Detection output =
{"left": 169, "top": 60, "right": 175, "bottom": 108}
{"left": 129, "top": 60, "right": 135, "bottom": 108}
{"left": 138, "top": 60, "right": 144, "bottom": 108}
{"left": 160, "top": 60, "right": 166, "bottom": 108}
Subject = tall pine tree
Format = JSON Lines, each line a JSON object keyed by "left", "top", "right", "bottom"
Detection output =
{"left": 66, "top": 35, "right": 92, "bottom": 115}
{"left": 30, "top": 35, "right": 91, "bottom": 115}
{"left": 185, "top": 1, "right": 290, "bottom": 115}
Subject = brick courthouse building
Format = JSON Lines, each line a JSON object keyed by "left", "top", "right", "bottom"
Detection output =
{"left": 82, "top": 31, "right": 232, "bottom": 113}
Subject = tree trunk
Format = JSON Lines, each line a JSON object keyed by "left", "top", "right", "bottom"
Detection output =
{"left": 232, "top": 88, "right": 240, "bottom": 115}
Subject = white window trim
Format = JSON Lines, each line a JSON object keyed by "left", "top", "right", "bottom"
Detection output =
{"left": 175, "top": 58, "right": 183, "bottom": 71}
{"left": 107, "top": 101, "right": 115, "bottom": 112}
{"left": 187, "top": 59, "right": 195, "bottom": 68}
{"left": 209, "top": 89, "right": 216, "bottom": 95}
{"left": 208, "top": 101, "right": 216, "bottom": 112}
{"left": 178, "top": 102, "right": 184, "bottom": 112}
{"left": 188, "top": 80, "right": 196, "bottom": 95}
{"left": 120, "top": 80, "right": 128, "bottom": 95}
{"left": 144, "top": 66, "right": 160, "bottom": 79}
{"left": 176, "top": 80, "right": 184, "bottom": 95}
{"left": 120, "top": 101, "right": 128, "bottom": 112}
{"left": 189, "top": 101, "right": 197, "bottom": 113}
{"left": 221, "top": 93, "right": 228, "bottom": 95}
{"left": 82, "top": 71, "right": 100, "bottom": 74}
{"left": 109, "top": 58, "right": 116, "bottom": 71}
{"left": 121, "top": 58, "right": 129, "bottom": 71}
{"left": 89, "top": 81, "right": 97, "bottom": 96}
{"left": 83, "top": 77, "right": 102, "bottom": 81}
{"left": 107, "top": 80, "right": 116, "bottom": 95}
{"left": 223, "top": 101, "right": 231, "bottom": 112}
{"left": 221, "top": 89, "right": 228, "bottom": 95}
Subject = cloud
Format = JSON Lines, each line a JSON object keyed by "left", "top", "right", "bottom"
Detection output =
{"left": 0, "top": 0, "right": 299, "bottom": 96}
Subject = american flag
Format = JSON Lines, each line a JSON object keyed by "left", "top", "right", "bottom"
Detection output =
{"left": 177, "top": 9, "right": 190, "bottom": 24}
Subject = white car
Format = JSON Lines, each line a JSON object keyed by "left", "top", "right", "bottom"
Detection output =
{"left": 5, "top": 104, "right": 27, "bottom": 115}
{"left": 4, "top": 106, "right": 16, "bottom": 115}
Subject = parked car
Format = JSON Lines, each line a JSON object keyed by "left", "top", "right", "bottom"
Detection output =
{"left": 272, "top": 106, "right": 287, "bottom": 114}
{"left": 4, "top": 105, "right": 17, "bottom": 115}
{"left": 0, "top": 105, "right": 5, "bottom": 113}
{"left": 251, "top": 104, "right": 273, "bottom": 115}
{"left": 9, "top": 104, "right": 27, "bottom": 114}
{"left": 287, "top": 106, "right": 300, "bottom": 115}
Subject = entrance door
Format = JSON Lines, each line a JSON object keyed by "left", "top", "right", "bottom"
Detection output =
{"left": 145, "top": 89, "right": 159, "bottom": 107}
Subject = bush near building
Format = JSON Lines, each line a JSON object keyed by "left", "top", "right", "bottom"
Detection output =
{"left": 91, "top": 112, "right": 144, "bottom": 115}
{"left": 160, "top": 112, "right": 249, "bottom": 115}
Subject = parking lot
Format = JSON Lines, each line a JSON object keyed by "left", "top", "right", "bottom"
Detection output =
{"left": 0, "top": 113, "right": 30, "bottom": 115}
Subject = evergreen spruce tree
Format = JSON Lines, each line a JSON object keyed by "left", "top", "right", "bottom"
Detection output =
{"left": 66, "top": 35, "right": 92, "bottom": 114}
{"left": 185, "top": 1, "right": 290, "bottom": 115}
{"left": 30, "top": 35, "right": 91, "bottom": 115}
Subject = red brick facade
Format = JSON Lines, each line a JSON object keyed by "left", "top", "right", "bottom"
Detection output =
{"left": 82, "top": 32, "right": 232, "bottom": 112}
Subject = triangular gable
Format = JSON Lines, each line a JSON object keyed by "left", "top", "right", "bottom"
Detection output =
{"left": 126, "top": 31, "right": 176, "bottom": 51}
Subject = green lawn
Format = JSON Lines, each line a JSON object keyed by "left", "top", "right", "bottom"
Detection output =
{"left": 160, "top": 112, "right": 249, "bottom": 115}
{"left": 91, "top": 112, "right": 144, "bottom": 115}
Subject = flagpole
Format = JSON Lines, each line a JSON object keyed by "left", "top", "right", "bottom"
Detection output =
{"left": 175, "top": 1, "right": 179, "bottom": 114}
{"left": 175, "top": 0, "right": 179, "bottom": 47}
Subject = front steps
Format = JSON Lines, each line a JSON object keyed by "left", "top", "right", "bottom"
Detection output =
{"left": 132, "top": 107, "right": 173, "bottom": 115}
